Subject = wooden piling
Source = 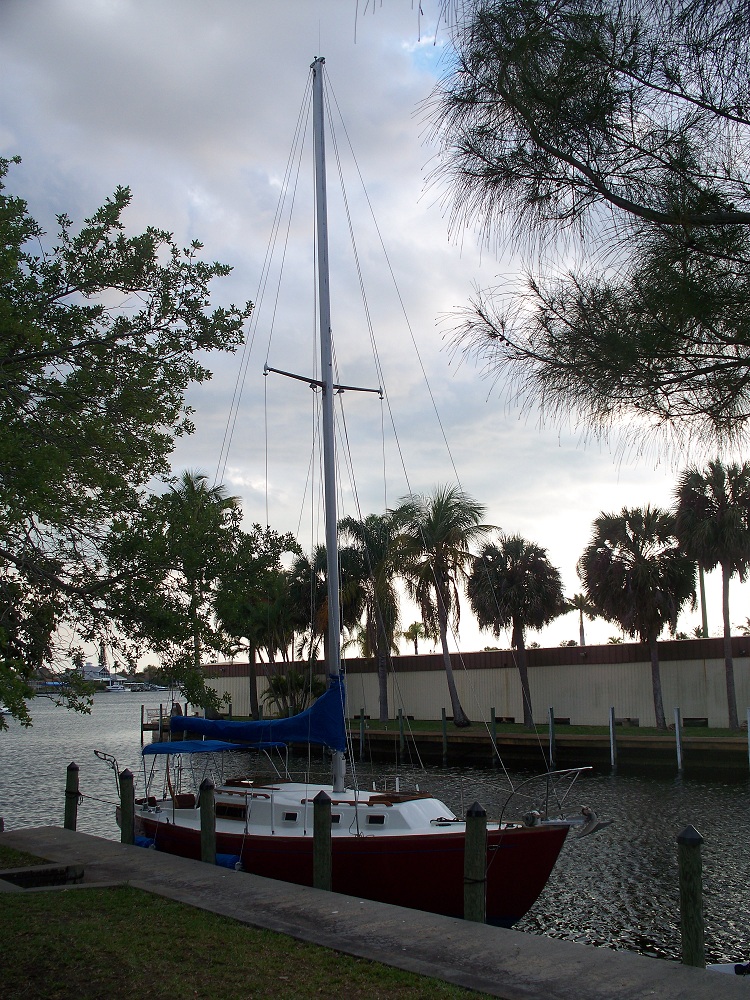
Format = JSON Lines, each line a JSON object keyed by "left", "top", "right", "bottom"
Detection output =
{"left": 199, "top": 778, "right": 216, "bottom": 864}
{"left": 490, "top": 708, "right": 497, "bottom": 766}
{"left": 677, "top": 825, "right": 705, "bottom": 968}
{"left": 398, "top": 708, "right": 405, "bottom": 757}
{"left": 119, "top": 769, "right": 134, "bottom": 845}
{"left": 64, "top": 762, "right": 80, "bottom": 831}
{"left": 463, "top": 802, "right": 487, "bottom": 923}
{"left": 441, "top": 708, "right": 448, "bottom": 764}
{"left": 313, "top": 790, "right": 332, "bottom": 891}
{"left": 674, "top": 707, "right": 683, "bottom": 772}
{"left": 609, "top": 707, "right": 617, "bottom": 768}
{"left": 140, "top": 705, "right": 144, "bottom": 747}
{"left": 359, "top": 708, "right": 365, "bottom": 761}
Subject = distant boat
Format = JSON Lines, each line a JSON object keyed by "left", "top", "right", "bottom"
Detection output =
{"left": 103, "top": 682, "right": 127, "bottom": 693}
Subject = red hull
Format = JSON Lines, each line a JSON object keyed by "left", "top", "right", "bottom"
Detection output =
{"left": 136, "top": 816, "right": 568, "bottom": 926}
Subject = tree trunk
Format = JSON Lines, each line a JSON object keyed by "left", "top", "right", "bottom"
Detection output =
{"left": 698, "top": 564, "right": 708, "bottom": 637}
{"left": 190, "top": 584, "right": 201, "bottom": 674}
{"left": 721, "top": 562, "right": 739, "bottom": 730}
{"left": 648, "top": 633, "right": 666, "bottom": 730}
{"left": 578, "top": 610, "right": 586, "bottom": 647}
{"left": 377, "top": 648, "right": 389, "bottom": 722}
{"left": 513, "top": 625, "right": 534, "bottom": 729}
{"left": 437, "top": 611, "right": 470, "bottom": 727}
{"left": 248, "top": 646, "right": 259, "bottom": 721}
{"left": 374, "top": 606, "right": 389, "bottom": 722}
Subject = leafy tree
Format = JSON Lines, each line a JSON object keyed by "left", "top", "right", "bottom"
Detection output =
{"left": 565, "top": 592, "right": 598, "bottom": 647}
{"left": 339, "top": 513, "right": 402, "bottom": 722}
{"left": 214, "top": 526, "right": 300, "bottom": 720}
{"left": 0, "top": 158, "right": 249, "bottom": 722}
{"left": 467, "top": 534, "right": 565, "bottom": 728}
{"left": 395, "top": 485, "right": 492, "bottom": 727}
{"left": 674, "top": 460, "right": 750, "bottom": 729}
{"left": 432, "top": 0, "right": 750, "bottom": 450}
{"left": 578, "top": 507, "right": 696, "bottom": 729}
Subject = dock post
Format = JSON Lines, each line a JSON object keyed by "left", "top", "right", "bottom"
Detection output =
{"left": 140, "top": 705, "right": 144, "bottom": 747}
{"left": 609, "top": 707, "right": 617, "bottom": 769}
{"left": 441, "top": 708, "right": 448, "bottom": 764}
{"left": 747, "top": 708, "right": 750, "bottom": 770}
{"left": 548, "top": 707, "right": 555, "bottom": 770}
{"left": 64, "top": 762, "right": 80, "bottom": 831}
{"left": 490, "top": 707, "right": 497, "bottom": 766}
{"left": 677, "top": 825, "right": 705, "bottom": 968}
{"left": 464, "top": 802, "right": 487, "bottom": 922}
{"left": 119, "top": 769, "right": 135, "bottom": 845}
{"left": 674, "top": 707, "right": 683, "bottom": 772}
{"left": 199, "top": 778, "right": 216, "bottom": 864}
{"left": 359, "top": 708, "right": 365, "bottom": 761}
{"left": 158, "top": 703, "right": 163, "bottom": 741}
{"left": 398, "top": 708, "right": 405, "bottom": 757}
{"left": 313, "top": 790, "right": 332, "bottom": 891}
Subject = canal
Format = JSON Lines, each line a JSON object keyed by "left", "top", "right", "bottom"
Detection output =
{"left": 1, "top": 693, "right": 749, "bottom": 964}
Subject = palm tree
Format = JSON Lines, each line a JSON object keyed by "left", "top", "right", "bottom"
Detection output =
{"left": 467, "top": 534, "right": 565, "bottom": 728}
{"left": 565, "top": 592, "right": 598, "bottom": 646}
{"left": 394, "top": 485, "right": 492, "bottom": 727}
{"left": 287, "top": 543, "right": 364, "bottom": 673}
{"left": 288, "top": 546, "right": 329, "bottom": 665}
{"left": 578, "top": 506, "right": 696, "bottom": 730}
{"left": 674, "top": 459, "right": 750, "bottom": 730}
{"left": 262, "top": 670, "right": 326, "bottom": 717}
{"left": 214, "top": 526, "right": 301, "bottom": 719}
{"left": 339, "top": 513, "right": 402, "bottom": 722}
{"left": 402, "top": 622, "right": 427, "bottom": 655}
{"left": 161, "top": 470, "right": 240, "bottom": 679}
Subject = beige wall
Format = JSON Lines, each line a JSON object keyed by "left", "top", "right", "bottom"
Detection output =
{"left": 205, "top": 643, "right": 750, "bottom": 728}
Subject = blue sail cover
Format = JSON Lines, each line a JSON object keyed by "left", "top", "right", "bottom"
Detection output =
{"left": 170, "top": 674, "right": 347, "bottom": 752}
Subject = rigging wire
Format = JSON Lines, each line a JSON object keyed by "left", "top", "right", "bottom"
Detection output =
{"left": 214, "top": 76, "right": 313, "bottom": 491}
{"left": 324, "top": 70, "right": 549, "bottom": 780}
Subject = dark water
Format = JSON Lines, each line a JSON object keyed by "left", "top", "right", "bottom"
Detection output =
{"left": 1, "top": 694, "right": 749, "bottom": 964}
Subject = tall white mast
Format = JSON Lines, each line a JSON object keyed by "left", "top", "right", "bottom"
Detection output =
{"left": 311, "top": 57, "right": 341, "bottom": 685}
{"left": 312, "top": 56, "right": 346, "bottom": 793}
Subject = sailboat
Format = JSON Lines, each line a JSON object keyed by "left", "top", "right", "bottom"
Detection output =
{"left": 122, "top": 58, "right": 600, "bottom": 927}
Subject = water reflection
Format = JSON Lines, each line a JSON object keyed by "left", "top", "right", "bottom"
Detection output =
{"left": 1, "top": 695, "right": 749, "bottom": 964}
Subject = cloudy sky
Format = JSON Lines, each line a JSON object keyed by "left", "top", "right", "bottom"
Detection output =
{"left": 2, "top": 0, "right": 742, "bottom": 651}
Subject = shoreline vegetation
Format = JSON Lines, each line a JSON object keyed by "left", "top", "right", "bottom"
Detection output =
{"left": 0, "top": 846, "right": 488, "bottom": 1000}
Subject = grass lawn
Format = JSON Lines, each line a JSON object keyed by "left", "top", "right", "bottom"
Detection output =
{"left": 0, "top": 847, "right": 489, "bottom": 1000}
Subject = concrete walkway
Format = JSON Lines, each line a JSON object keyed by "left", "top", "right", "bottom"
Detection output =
{"left": 1, "top": 826, "right": 747, "bottom": 999}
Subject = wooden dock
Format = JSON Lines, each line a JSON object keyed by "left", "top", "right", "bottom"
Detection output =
{"left": 353, "top": 727, "right": 750, "bottom": 773}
